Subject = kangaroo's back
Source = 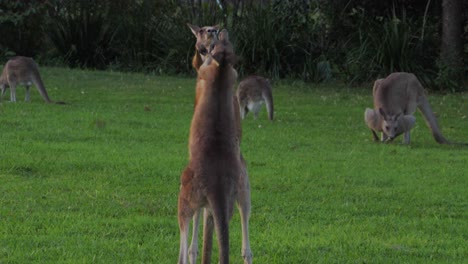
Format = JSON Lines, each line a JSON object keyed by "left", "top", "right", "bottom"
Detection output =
{"left": 4, "top": 57, "right": 41, "bottom": 84}
{"left": 189, "top": 31, "right": 238, "bottom": 159}
{"left": 189, "top": 57, "right": 239, "bottom": 160}
{"left": 373, "top": 72, "right": 422, "bottom": 115}
{"left": 237, "top": 75, "right": 274, "bottom": 120}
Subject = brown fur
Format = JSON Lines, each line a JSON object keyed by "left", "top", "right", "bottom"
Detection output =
{"left": 179, "top": 28, "right": 252, "bottom": 264}
{"left": 0, "top": 56, "right": 64, "bottom": 104}
{"left": 364, "top": 72, "right": 453, "bottom": 144}
{"left": 188, "top": 24, "right": 242, "bottom": 144}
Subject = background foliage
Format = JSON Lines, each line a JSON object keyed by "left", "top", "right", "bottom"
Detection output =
{"left": 0, "top": 0, "right": 466, "bottom": 90}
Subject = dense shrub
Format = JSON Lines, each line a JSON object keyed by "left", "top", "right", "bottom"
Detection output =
{"left": 232, "top": 0, "right": 333, "bottom": 81}
{"left": 338, "top": 8, "right": 439, "bottom": 86}
{"left": 0, "top": 0, "right": 465, "bottom": 91}
{"left": 45, "top": 1, "right": 119, "bottom": 69}
{"left": 0, "top": 0, "right": 49, "bottom": 61}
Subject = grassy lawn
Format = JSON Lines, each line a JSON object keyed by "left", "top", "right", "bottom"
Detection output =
{"left": 0, "top": 67, "right": 467, "bottom": 263}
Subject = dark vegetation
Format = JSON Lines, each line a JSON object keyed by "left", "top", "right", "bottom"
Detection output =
{"left": 0, "top": 0, "right": 466, "bottom": 91}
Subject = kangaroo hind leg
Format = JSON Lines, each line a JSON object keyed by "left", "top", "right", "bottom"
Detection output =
{"left": 209, "top": 196, "right": 233, "bottom": 264}
{"left": 237, "top": 159, "right": 252, "bottom": 264}
{"left": 189, "top": 209, "right": 201, "bottom": 264}
{"left": 25, "top": 85, "right": 31, "bottom": 102}
{"left": 9, "top": 83, "right": 17, "bottom": 102}
{"left": 201, "top": 208, "right": 214, "bottom": 264}
{"left": 178, "top": 205, "right": 192, "bottom": 264}
{"left": 178, "top": 168, "right": 197, "bottom": 264}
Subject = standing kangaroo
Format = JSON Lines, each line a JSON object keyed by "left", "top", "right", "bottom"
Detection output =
{"left": 178, "top": 29, "right": 252, "bottom": 264}
{"left": 364, "top": 72, "right": 452, "bottom": 144}
{"left": 182, "top": 25, "right": 252, "bottom": 264}
{"left": 237, "top": 75, "right": 274, "bottom": 120}
{"left": 0, "top": 56, "right": 59, "bottom": 103}
{"left": 188, "top": 23, "right": 243, "bottom": 142}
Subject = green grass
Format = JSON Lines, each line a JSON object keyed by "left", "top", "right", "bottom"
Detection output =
{"left": 0, "top": 67, "right": 467, "bottom": 263}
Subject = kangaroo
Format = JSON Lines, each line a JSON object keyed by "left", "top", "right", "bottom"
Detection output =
{"left": 237, "top": 75, "right": 274, "bottom": 120}
{"left": 188, "top": 23, "right": 243, "bottom": 142}
{"left": 185, "top": 24, "right": 252, "bottom": 264}
{"left": 187, "top": 23, "right": 220, "bottom": 71}
{"left": 0, "top": 56, "right": 63, "bottom": 104}
{"left": 364, "top": 72, "right": 452, "bottom": 144}
{"left": 178, "top": 29, "right": 252, "bottom": 264}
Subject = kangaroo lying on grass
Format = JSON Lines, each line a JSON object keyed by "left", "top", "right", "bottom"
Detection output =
{"left": 179, "top": 28, "right": 252, "bottom": 264}
{"left": 0, "top": 56, "right": 64, "bottom": 104}
{"left": 364, "top": 72, "right": 460, "bottom": 144}
{"left": 237, "top": 75, "right": 274, "bottom": 120}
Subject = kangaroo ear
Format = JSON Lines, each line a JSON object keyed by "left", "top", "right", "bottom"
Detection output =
{"left": 187, "top": 23, "right": 200, "bottom": 37}
{"left": 365, "top": 108, "right": 375, "bottom": 122}
{"left": 373, "top": 79, "right": 382, "bottom": 88}
{"left": 218, "top": 29, "right": 229, "bottom": 42}
{"left": 379, "top": 108, "right": 386, "bottom": 119}
{"left": 372, "top": 79, "right": 384, "bottom": 96}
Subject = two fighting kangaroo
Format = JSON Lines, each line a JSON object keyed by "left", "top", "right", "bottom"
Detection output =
{"left": 178, "top": 26, "right": 252, "bottom": 264}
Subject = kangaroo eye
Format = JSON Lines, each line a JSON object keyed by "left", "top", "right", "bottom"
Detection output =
{"left": 385, "top": 126, "right": 389, "bottom": 130}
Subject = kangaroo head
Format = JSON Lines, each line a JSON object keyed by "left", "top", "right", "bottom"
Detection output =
{"left": 199, "top": 29, "right": 236, "bottom": 69}
{"left": 209, "top": 29, "right": 236, "bottom": 66}
{"left": 379, "top": 108, "right": 403, "bottom": 140}
{"left": 187, "top": 23, "right": 220, "bottom": 62}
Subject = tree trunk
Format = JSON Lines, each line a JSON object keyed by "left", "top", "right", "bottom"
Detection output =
{"left": 439, "top": 0, "right": 465, "bottom": 88}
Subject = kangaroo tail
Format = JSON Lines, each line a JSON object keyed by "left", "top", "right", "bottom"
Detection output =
{"left": 32, "top": 75, "right": 52, "bottom": 103}
{"left": 418, "top": 96, "right": 450, "bottom": 144}
{"left": 262, "top": 83, "right": 274, "bottom": 121}
{"left": 209, "top": 196, "right": 230, "bottom": 264}
{"left": 201, "top": 209, "right": 214, "bottom": 263}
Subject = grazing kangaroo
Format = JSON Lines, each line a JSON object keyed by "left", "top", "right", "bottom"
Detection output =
{"left": 237, "top": 75, "right": 274, "bottom": 120}
{"left": 0, "top": 56, "right": 63, "bottom": 104}
{"left": 365, "top": 72, "right": 453, "bottom": 144}
{"left": 178, "top": 29, "right": 252, "bottom": 264}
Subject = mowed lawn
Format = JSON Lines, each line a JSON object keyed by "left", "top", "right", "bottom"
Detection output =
{"left": 0, "top": 67, "right": 467, "bottom": 263}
